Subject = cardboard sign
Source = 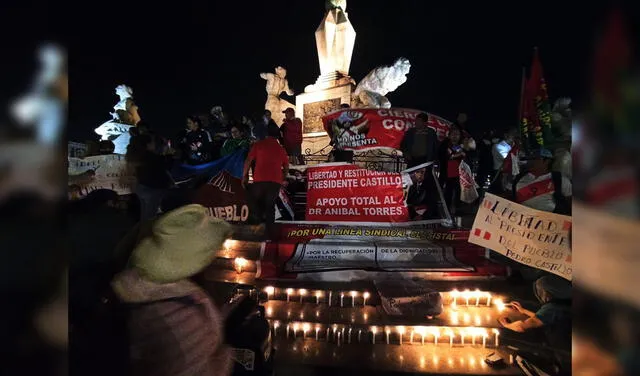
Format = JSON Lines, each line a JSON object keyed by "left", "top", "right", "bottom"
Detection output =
{"left": 68, "top": 154, "right": 136, "bottom": 196}
{"left": 469, "top": 193, "right": 572, "bottom": 280}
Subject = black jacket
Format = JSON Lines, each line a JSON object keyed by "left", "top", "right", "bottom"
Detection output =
{"left": 400, "top": 126, "right": 438, "bottom": 166}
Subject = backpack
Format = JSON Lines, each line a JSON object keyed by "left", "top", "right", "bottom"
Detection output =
{"left": 512, "top": 171, "right": 571, "bottom": 215}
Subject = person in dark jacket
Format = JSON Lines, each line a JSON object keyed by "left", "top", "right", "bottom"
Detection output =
{"left": 178, "top": 116, "right": 213, "bottom": 165}
{"left": 401, "top": 112, "right": 439, "bottom": 168}
{"left": 127, "top": 134, "right": 174, "bottom": 221}
{"left": 438, "top": 126, "right": 466, "bottom": 216}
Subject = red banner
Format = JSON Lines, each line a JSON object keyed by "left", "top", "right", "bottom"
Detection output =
{"left": 306, "top": 163, "right": 409, "bottom": 222}
{"left": 322, "top": 108, "right": 452, "bottom": 151}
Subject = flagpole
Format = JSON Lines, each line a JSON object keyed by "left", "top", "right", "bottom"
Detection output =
{"left": 518, "top": 66, "right": 527, "bottom": 151}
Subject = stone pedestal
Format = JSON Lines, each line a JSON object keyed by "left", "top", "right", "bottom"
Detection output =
{"left": 297, "top": 83, "right": 354, "bottom": 154}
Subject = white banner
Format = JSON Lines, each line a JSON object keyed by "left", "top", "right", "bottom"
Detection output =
{"left": 468, "top": 193, "right": 572, "bottom": 280}
{"left": 68, "top": 154, "right": 136, "bottom": 196}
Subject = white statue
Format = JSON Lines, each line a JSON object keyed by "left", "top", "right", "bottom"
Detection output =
{"left": 353, "top": 57, "right": 411, "bottom": 108}
{"left": 11, "top": 43, "right": 67, "bottom": 145}
{"left": 94, "top": 84, "right": 141, "bottom": 154}
{"left": 325, "top": 0, "right": 346, "bottom": 11}
{"left": 260, "top": 66, "right": 295, "bottom": 123}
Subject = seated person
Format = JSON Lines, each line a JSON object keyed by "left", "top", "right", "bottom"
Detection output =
{"left": 498, "top": 275, "right": 572, "bottom": 351}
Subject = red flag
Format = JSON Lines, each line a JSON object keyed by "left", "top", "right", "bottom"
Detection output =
{"left": 527, "top": 48, "right": 553, "bottom": 147}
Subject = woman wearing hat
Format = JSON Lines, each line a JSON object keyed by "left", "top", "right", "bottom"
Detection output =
{"left": 112, "top": 204, "right": 233, "bottom": 376}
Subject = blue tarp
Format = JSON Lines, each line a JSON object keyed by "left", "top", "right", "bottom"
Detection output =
{"left": 171, "top": 149, "right": 246, "bottom": 181}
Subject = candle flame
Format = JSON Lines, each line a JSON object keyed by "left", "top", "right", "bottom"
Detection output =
{"left": 340, "top": 292, "right": 345, "bottom": 297}
{"left": 299, "top": 288, "right": 307, "bottom": 296}
{"left": 286, "top": 288, "right": 294, "bottom": 295}
{"left": 315, "top": 290, "right": 322, "bottom": 297}
{"left": 233, "top": 257, "right": 248, "bottom": 273}
{"left": 350, "top": 290, "right": 358, "bottom": 297}
{"left": 463, "top": 312, "right": 471, "bottom": 324}
{"left": 396, "top": 326, "right": 406, "bottom": 334}
{"left": 371, "top": 326, "right": 377, "bottom": 334}
{"left": 385, "top": 327, "right": 391, "bottom": 334}
{"left": 266, "top": 307, "right": 273, "bottom": 316}
{"left": 292, "top": 322, "right": 299, "bottom": 330}
{"left": 363, "top": 291, "right": 370, "bottom": 299}
{"left": 492, "top": 328, "right": 500, "bottom": 335}
{"left": 223, "top": 239, "right": 234, "bottom": 250}
{"left": 450, "top": 289, "right": 460, "bottom": 297}
{"left": 264, "top": 286, "right": 275, "bottom": 295}
{"left": 273, "top": 321, "right": 280, "bottom": 329}
{"left": 415, "top": 326, "right": 426, "bottom": 335}
{"left": 450, "top": 311, "right": 459, "bottom": 325}
{"left": 363, "top": 312, "right": 368, "bottom": 321}
{"left": 474, "top": 314, "right": 482, "bottom": 326}
{"left": 494, "top": 298, "right": 506, "bottom": 312}
{"left": 302, "top": 323, "right": 310, "bottom": 332}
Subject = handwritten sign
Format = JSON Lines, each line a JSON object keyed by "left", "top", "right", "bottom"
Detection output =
{"left": 469, "top": 193, "right": 572, "bottom": 280}
{"left": 68, "top": 154, "right": 136, "bottom": 196}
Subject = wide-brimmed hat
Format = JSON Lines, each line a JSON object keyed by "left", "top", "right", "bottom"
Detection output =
{"left": 130, "top": 204, "right": 232, "bottom": 283}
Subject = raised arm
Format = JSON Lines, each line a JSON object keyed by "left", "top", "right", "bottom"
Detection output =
{"left": 260, "top": 72, "right": 271, "bottom": 80}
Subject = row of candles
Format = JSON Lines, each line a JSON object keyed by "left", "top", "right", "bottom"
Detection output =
{"left": 254, "top": 286, "right": 506, "bottom": 309}
{"left": 266, "top": 305, "right": 500, "bottom": 327}
{"left": 271, "top": 321, "right": 501, "bottom": 348}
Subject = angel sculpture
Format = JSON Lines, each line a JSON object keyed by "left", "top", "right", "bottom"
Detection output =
{"left": 352, "top": 57, "right": 411, "bottom": 108}
{"left": 94, "top": 84, "right": 141, "bottom": 154}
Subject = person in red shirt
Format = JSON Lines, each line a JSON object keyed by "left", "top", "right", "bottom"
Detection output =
{"left": 243, "top": 124, "right": 289, "bottom": 228}
{"left": 280, "top": 107, "right": 304, "bottom": 165}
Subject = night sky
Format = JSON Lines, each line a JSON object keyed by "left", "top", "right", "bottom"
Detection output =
{"left": 2, "top": 1, "right": 636, "bottom": 142}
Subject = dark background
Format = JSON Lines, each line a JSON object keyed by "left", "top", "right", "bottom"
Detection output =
{"left": 2, "top": 1, "right": 637, "bottom": 142}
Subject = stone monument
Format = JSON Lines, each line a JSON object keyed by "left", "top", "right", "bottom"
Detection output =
{"left": 297, "top": 0, "right": 356, "bottom": 153}
{"left": 94, "top": 84, "right": 141, "bottom": 155}
{"left": 352, "top": 57, "right": 411, "bottom": 109}
{"left": 260, "top": 66, "right": 296, "bottom": 126}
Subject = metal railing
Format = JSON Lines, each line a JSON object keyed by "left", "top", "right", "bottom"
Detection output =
{"left": 304, "top": 145, "right": 407, "bottom": 172}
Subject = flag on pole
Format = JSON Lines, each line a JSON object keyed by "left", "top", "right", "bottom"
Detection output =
{"left": 528, "top": 47, "right": 553, "bottom": 147}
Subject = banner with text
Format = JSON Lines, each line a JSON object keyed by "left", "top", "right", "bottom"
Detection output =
{"left": 322, "top": 108, "right": 452, "bottom": 151}
{"left": 68, "top": 154, "right": 135, "bottom": 196}
{"left": 468, "top": 193, "right": 572, "bottom": 280}
{"left": 306, "top": 163, "right": 409, "bottom": 222}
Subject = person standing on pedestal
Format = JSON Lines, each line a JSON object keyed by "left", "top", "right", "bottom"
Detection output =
{"left": 280, "top": 108, "right": 304, "bottom": 165}
{"left": 243, "top": 125, "right": 289, "bottom": 231}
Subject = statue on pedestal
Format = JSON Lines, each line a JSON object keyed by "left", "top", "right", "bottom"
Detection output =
{"left": 260, "top": 66, "right": 296, "bottom": 124}
{"left": 353, "top": 57, "right": 411, "bottom": 108}
{"left": 94, "top": 84, "right": 141, "bottom": 154}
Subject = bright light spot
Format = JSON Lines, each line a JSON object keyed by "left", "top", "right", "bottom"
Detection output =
{"left": 315, "top": 290, "right": 323, "bottom": 298}
{"left": 286, "top": 288, "right": 294, "bottom": 295}
{"left": 463, "top": 312, "right": 471, "bottom": 324}
{"left": 420, "top": 357, "right": 426, "bottom": 368}
{"left": 266, "top": 307, "right": 273, "bottom": 316}
{"left": 363, "top": 312, "right": 368, "bottom": 321}
{"left": 316, "top": 310, "right": 320, "bottom": 317}
{"left": 223, "top": 239, "right": 234, "bottom": 250}
{"left": 363, "top": 291, "right": 370, "bottom": 299}
{"left": 273, "top": 321, "right": 280, "bottom": 329}
{"left": 494, "top": 298, "right": 506, "bottom": 312}
{"left": 350, "top": 290, "right": 358, "bottom": 298}
{"left": 264, "top": 286, "right": 275, "bottom": 296}
{"left": 474, "top": 314, "right": 482, "bottom": 326}
{"left": 450, "top": 311, "right": 459, "bottom": 325}
{"left": 448, "top": 358, "right": 453, "bottom": 367}
{"left": 302, "top": 323, "right": 311, "bottom": 332}
{"left": 371, "top": 326, "right": 377, "bottom": 334}
{"left": 469, "top": 356, "right": 476, "bottom": 367}
{"left": 233, "top": 257, "right": 248, "bottom": 274}
{"left": 433, "top": 356, "right": 439, "bottom": 365}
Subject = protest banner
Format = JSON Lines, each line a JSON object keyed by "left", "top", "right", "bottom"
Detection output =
{"left": 68, "top": 154, "right": 135, "bottom": 196}
{"left": 322, "top": 108, "right": 452, "bottom": 151}
{"left": 194, "top": 170, "right": 251, "bottom": 223}
{"left": 306, "top": 163, "right": 409, "bottom": 222}
{"left": 468, "top": 193, "right": 572, "bottom": 280}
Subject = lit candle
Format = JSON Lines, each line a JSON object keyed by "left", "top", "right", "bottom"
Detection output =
{"left": 485, "top": 292, "right": 492, "bottom": 306}
{"left": 434, "top": 332, "right": 440, "bottom": 346}
{"left": 333, "top": 324, "right": 338, "bottom": 341}
{"left": 463, "top": 312, "right": 471, "bottom": 324}
{"left": 348, "top": 328, "right": 352, "bottom": 343}
{"left": 337, "top": 331, "right": 341, "bottom": 346}
{"left": 264, "top": 286, "right": 275, "bottom": 300}
{"left": 463, "top": 289, "right": 471, "bottom": 305}
{"left": 397, "top": 326, "right": 405, "bottom": 345}
{"left": 446, "top": 329, "right": 454, "bottom": 348}
{"left": 363, "top": 312, "right": 368, "bottom": 322}
{"left": 299, "top": 311, "right": 304, "bottom": 320}
{"left": 299, "top": 289, "right": 307, "bottom": 303}
{"left": 350, "top": 291, "right": 357, "bottom": 307}
{"left": 286, "top": 288, "right": 294, "bottom": 302}
{"left": 340, "top": 292, "right": 345, "bottom": 307}
{"left": 316, "top": 310, "right": 320, "bottom": 318}
{"left": 286, "top": 324, "right": 290, "bottom": 338}
{"left": 472, "top": 330, "right": 476, "bottom": 346}
{"left": 482, "top": 332, "right": 488, "bottom": 348}
{"left": 371, "top": 327, "right": 377, "bottom": 344}
{"left": 328, "top": 290, "right": 332, "bottom": 306}
{"left": 341, "top": 327, "right": 345, "bottom": 341}
{"left": 358, "top": 329, "right": 362, "bottom": 343}
{"left": 385, "top": 328, "right": 391, "bottom": 344}
{"left": 493, "top": 328, "right": 500, "bottom": 347}
{"left": 494, "top": 298, "right": 506, "bottom": 312}
{"left": 292, "top": 323, "right": 299, "bottom": 338}
{"left": 326, "top": 327, "right": 330, "bottom": 341}
{"left": 460, "top": 329, "right": 465, "bottom": 346}
{"left": 233, "top": 257, "right": 248, "bottom": 274}
{"left": 315, "top": 291, "right": 322, "bottom": 304}
{"left": 450, "top": 311, "right": 459, "bottom": 325}
{"left": 302, "top": 323, "right": 310, "bottom": 338}
{"left": 266, "top": 307, "right": 273, "bottom": 317}
{"left": 273, "top": 321, "right": 280, "bottom": 336}
{"left": 315, "top": 326, "right": 320, "bottom": 340}
{"left": 410, "top": 329, "right": 414, "bottom": 344}
{"left": 474, "top": 314, "right": 482, "bottom": 326}
{"left": 363, "top": 291, "right": 370, "bottom": 306}
{"left": 287, "top": 310, "right": 291, "bottom": 318}
{"left": 475, "top": 288, "right": 481, "bottom": 306}
{"left": 450, "top": 289, "right": 460, "bottom": 305}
